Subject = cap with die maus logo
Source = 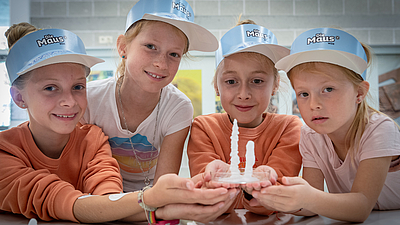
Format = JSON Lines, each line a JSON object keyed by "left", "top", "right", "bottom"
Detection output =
{"left": 125, "top": 0, "right": 218, "bottom": 52}
{"left": 6, "top": 28, "right": 104, "bottom": 84}
{"left": 275, "top": 27, "right": 368, "bottom": 80}
{"left": 215, "top": 24, "right": 289, "bottom": 68}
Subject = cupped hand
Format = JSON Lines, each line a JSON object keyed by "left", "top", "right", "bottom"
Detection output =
{"left": 146, "top": 173, "right": 236, "bottom": 207}
{"left": 156, "top": 189, "right": 240, "bottom": 223}
{"left": 203, "top": 160, "right": 240, "bottom": 189}
{"left": 241, "top": 165, "right": 277, "bottom": 194}
{"left": 250, "top": 176, "right": 313, "bottom": 212}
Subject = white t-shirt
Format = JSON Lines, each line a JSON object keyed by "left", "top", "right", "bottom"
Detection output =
{"left": 82, "top": 77, "right": 193, "bottom": 191}
{"left": 300, "top": 113, "right": 400, "bottom": 210}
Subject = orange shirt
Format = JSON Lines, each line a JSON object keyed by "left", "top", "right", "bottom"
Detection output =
{"left": 0, "top": 122, "right": 123, "bottom": 222}
{"left": 188, "top": 113, "right": 302, "bottom": 215}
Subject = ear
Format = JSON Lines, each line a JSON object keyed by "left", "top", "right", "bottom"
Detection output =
{"left": 356, "top": 80, "right": 370, "bottom": 102}
{"left": 116, "top": 34, "right": 127, "bottom": 58}
{"left": 273, "top": 75, "right": 280, "bottom": 95}
{"left": 10, "top": 86, "right": 27, "bottom": 109}
{"left": 215, "top": 87, "right": 220, "bottom": 96}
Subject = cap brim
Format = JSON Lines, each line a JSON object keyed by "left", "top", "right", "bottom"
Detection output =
{"left": 275, "top": 49, "right": 368, "bottom": 75}
{"left": 17, "top": 53, "right": 105, "bottom": 76}
{"left": 143, "top": 14, "right": 218, "bottom": 52}
{"left": 224, "top": 44, "right": 290, "bottom": 64}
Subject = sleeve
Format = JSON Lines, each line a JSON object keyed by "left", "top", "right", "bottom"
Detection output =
{"left": 0, "top": 149, "right": 82, "bottom": 222}
{"left": 359, "top": 118, "right": 400, "bottom": 162}
{"left": 164, "top": 99, "right": 193, "bottom": 137}
{"left": 81, "top": 126, "right": 123, "bottom": 195}
{"left": 264, "top": 116, "right": 303, "bottom": 179}
{"left": 187, "top": 117, "right": 223, "bottom": 176}
{"left": 299, "top": 127, "right": 320, "bottom": 169}
{"left": 243, "top": 116, "right": 303, "bottom": 215}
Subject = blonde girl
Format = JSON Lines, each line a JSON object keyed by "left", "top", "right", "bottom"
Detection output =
{"left": 82, "top": 0, "right": 219, "bottom": 193}
{"left": 255, "top": 28, "right": 400, "bottom": 222}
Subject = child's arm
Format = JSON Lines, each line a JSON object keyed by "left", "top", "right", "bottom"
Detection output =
{"left": 73, "top": 174, "right": 235, "bottom": 223}
{"left": 260, "top": 116, "right": 303, "bottom": 181}
{"left": 153, "top": 126, "right": 190, "bottom": 183}
{"left": 255, "top": 156, "right": 393, "bottom": 222}
{"left": 187, "top": 117, "right": 226, "bottom": 176}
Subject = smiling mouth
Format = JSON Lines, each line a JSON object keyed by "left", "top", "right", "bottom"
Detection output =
{"left": 235, "top": 105, "right": 253, "bottom": 112}
{"left": 146, "top": 71, "right": 164, "bottom": 79}
{"left": 55, "top": 114, "right": 75, "bottom": 118}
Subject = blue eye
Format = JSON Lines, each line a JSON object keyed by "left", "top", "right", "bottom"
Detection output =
{"left": 146, "top": 44, "right": 155, "bottom": 50}
{"left": 324, "top": 87, "right": 333, "bottom": 93}
{"left": 44, "top": 86, "right": 56, "bottom": 91}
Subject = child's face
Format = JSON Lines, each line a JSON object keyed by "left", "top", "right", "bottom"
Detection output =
{"left": 216, "top": 53, "right": 277, "bottom": 128}
{"left": 121, "top": 21, "right": 186, "bottom": 93}
{"left": 290, "top": 63, "right": 360, "bottom": 137}
{"left": 19, "top": 63, "right": 87, "bottom": 137}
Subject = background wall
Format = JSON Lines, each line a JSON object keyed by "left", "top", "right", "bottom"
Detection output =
{"left": 25, "top": 0, "right": 400, "bottom": 116}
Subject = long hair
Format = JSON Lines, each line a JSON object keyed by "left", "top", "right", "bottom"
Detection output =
{"left": 288, "top": 43, "right": 397, "bottom": 164}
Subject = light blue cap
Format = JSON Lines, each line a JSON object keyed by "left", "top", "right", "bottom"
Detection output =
{"left": 125, "top": 0, "right": 218, "bottom": 52}
{"left": 215, "top": 24, "right": 289, "bottom": 68}
{"left": 275, "top": 28, "right": 368, "bottom": 80}
{"left": 6, "top": 28, "right": 104, "bottom": 84}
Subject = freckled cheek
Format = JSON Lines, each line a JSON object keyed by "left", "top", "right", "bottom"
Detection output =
{"left": 169, "top": 61, "right": 181, "bottom": 74}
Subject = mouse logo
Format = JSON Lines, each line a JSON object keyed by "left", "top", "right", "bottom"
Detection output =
{"left": 246, "top": 29, "right": 272, "bottom": 42}
{"left": 36, "top": 34, "right": 66, "bottom": 47}
{"left": 172, "top": 2, "right": 192, "bottom": 20}
{"left": 307, "top": 32, "right": 338, "bottom": 45}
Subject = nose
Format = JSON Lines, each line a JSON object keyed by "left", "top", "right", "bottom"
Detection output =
{"left": 309, "top": 94, "right": 321, "bottom": 110}
{"left": 238, "top": 83, "right": 251, "bottom": 100}
{"left": 153, "top": 54, "right": 168, "bottom": 70}
{"left": 60, "top": 90, "right": 77, "bottom": 107}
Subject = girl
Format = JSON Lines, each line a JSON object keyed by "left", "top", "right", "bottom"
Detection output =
{"left": 0, "top": 23, "right": 236, "bottom": 224}
{"left": 82, "top": 0, "right": 219, "bottom": 192}
{"left": 256, "top": 28, "right": 400, "bottom": 222}
{"left": 187, "top": 20, "right": 303, "bottom": 216}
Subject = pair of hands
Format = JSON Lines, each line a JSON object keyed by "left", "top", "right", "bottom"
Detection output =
{"left": 201, "top": 160, "right": 313, "bottom": 215}
{"left": 249, "top": 176, "right": 314, "bottom": 214}
{"left": 203, "top": 160, "right": 278, "bottom": 194}
{"left": 146, "top": 172, "right": 239, "bottom": 223}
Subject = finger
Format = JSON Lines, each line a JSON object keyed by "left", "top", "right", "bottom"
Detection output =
{"left": 249, "top": 198, "right": 260, "bottom": 206}
{"left": 282, "top": 176, "right": 304, "bottom": 185}
{"left": 260, "top": 180, "right": 272, "bottom": 188}
{"left": 194, "top": 180, "right": 203, "bottom": 188}
{"left": 260, "top": 185, "right": 285, "bottom": 195}
{"left": 182, "top": 187, "right": 230, "bottom": 205}
{"left": 161, "top": 174, "right": 195, "bottom": 190}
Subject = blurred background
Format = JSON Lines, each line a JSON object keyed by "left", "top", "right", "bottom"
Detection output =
{"left": 1, "top": 0, "right": 399, "bottom": 127}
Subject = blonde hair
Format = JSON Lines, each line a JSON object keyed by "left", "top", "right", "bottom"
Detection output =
{"left": 288, "top": 43, "right": 394, "bottom": 163}
{"left": 5, "top": 22, "right": 38, "bottom": 49}
{"left": 116, "top": 20, "right": 189, "bottom": 86}
{"left": 5, "top": 22, "right": 39, "bottom": 89}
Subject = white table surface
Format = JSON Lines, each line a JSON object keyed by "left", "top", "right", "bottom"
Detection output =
{"left": 1, "top": 209, "right": 399, "bottom": 225}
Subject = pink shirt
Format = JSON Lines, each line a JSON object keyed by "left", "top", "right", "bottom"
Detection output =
{"left": 301, "top": 113, "right": 400, "bottom": 210}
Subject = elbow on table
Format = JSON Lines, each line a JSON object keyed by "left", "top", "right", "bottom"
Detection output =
{"left": 342, "top": 208, "right": 372, "bottom": 223}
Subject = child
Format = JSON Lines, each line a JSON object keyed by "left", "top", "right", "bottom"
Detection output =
{"left": 0, "top": 23, "right": 235, "bottom": 224}
{"left": 256, "top": 28, "right": 400, "bottom": 222}
{"left": 81, "top": 0, "right": 219, "bottom": 192}
{"left": 187, "top": 20, "right": 303, "bottom": 216}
